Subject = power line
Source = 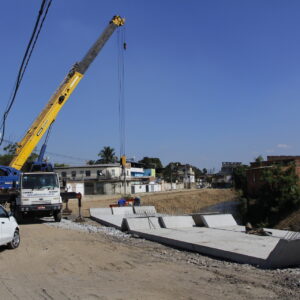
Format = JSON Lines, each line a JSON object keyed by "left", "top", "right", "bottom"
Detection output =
{"left": 1, "top": 138, "right": 90, "bottom": 163}
{"left": 0, "top": 0, "right": 52, "bottom": 146}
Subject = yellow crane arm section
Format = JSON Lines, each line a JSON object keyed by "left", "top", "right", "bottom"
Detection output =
{"left": 9, "top": 15, "right": 125, "bottom": 170}
{"left": 10, "top": 70, "right": 83, "bottom": 170}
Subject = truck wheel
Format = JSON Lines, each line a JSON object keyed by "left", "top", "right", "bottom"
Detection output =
{"left": 54, "top": 211, "right": 62, "bottom": 222}
{"left": 14, "top": 211, "right": 23, "bottom": 224}
{"left": 8, "top": 230, "right": 20, "bottom": 249}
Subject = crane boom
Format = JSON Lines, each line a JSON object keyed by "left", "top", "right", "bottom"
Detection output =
{"left": 9, "top": 15, "right": 125, "bottom": 170}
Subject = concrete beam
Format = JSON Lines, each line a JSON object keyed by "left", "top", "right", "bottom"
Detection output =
{"left": 133, "top": 206, "right": 157, "bottom": 215}
{"left": 201, "top": 214, "right": 237, "bottom": 228}
{"left": 159, "top": 216, "right": 196, "bottom": 228}
{"left": 123, "top": 217, "right": 161, "bottom": 231}
{"left": 111, "top": 206, "right": 134, "bottom": 215}
{"left": 89, "top": 207, "right": 112, "bottom": 216}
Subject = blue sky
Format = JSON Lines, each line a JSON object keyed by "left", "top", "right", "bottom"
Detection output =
{"left": 1, "top": 0, "right": 300, "bottom": 171}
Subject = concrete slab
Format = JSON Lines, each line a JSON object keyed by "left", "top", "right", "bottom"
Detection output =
{"left": 201, "top": 214, "right": 237, "bottom": 228}
{"left": 123, "top": 217, "right": 161, "bottom": 231}
{"left": 128, "top": 227, "right": 300, "bottom": 268}
{"left": 133, "top": 206, "right": 157, "bottom": 215}
{"left": 89, "top": 207, "right": 112, "bottom": 216}
{"left": 91, "top": 215, "right": 125, "bottom": 230}
{"left": 213, "top": 225, "right": 297, "bottom": 239}
{"left": 160, "top": 216, "right": 196, "bottom": 228}
{"left": 111, "top": 206, "right": 134, "bottom": 215}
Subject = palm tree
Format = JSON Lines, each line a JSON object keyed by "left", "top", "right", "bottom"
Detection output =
{"left": 98, "top": 146, "right": 116, "bottom": 163}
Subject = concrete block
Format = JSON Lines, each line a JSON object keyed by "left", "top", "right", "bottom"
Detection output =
{"left": 89, "top": 207, "right": 112, "bottom": 217}
{"left": 133, "top": 206, "right": 157, "bottom": 215}
{"left": 159, "top": 216, "right": 196, "bottom": 228}
{"left": 91, "top": 215, "right": 125, "bottom": 229}
{"left": 111, "top": 206, "right": 134, "bottom": 215}
{"left": 201, "top": 214, "right": 237, "bottom": 228}
{"left": 123, "top": 217, "right": 161, "bottom": 231}
{"left": 127, "top": 226, "right": 300, "bottom": 268}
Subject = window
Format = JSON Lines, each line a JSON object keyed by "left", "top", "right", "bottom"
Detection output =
{"left": 61, "top": 172, "right": 67, "bottom": 178}
{"left": 22, "top": 174, "right": 59, "bottom": 189}
{"left": 111, "top": 169, "right": 115, "bottom": 177}
{"left": 0, "top": 206, "right": 7, "bottom": 218}
{"left": 85, "top": 170, "right": 91, "bottom": 177}
{"left": 71, "top": 171, "right": 76, "bottom": 177}
{"left": 97, "top": 170, "right": 103, "bottom": 176}
{"left": 80, "top": 170, "right": 84, "bottom": 174}
{"left": 0, "top": 169, "right": 8, "bottom": 176}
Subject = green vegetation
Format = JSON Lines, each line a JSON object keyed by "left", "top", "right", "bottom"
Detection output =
{"left": 54, "top": 163, "right": 69, "bottom": 167}
{"left": 233, "top": 163, "right": 300, "bottom": 227}
{"left": 0, "top": 143, "right": 38, "bottom": 171}
{"left": 97, "top": 146, "right": 117, "bottom": 164}
{"left": 138, "top": 157, "right": 163, "bottom": 169}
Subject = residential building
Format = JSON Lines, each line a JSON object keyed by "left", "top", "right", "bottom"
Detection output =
{"left": 54, "top": 162, "right": 160, "bottom": 195}
{"left": 212, "top": 162, "right": 242, "bottom": 188}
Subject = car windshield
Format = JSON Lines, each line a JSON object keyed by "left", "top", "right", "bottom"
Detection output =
{"left": 22, "top": 174, "right": 59, "bottom": 190}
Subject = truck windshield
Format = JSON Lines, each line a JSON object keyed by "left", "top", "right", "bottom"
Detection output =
{"left": 22, "top": 174, "right": 59, "bottom": 190}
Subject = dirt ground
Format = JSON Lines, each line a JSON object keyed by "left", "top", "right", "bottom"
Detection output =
{"left": 1, "top": 189, "right": 299, "bottom": 299}
{"left": 67, "top": 188, "right": 239, "bottom": 217}
{"left": 0, "top": 218, "right": 299, "bottom": 300}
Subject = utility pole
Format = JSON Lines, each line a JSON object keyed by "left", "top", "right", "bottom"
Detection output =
{"left": 121, "top": 155, "right": 127, "bottom": 195}
{"left": 170, "top": 163, "right": 173, "bottom": 190}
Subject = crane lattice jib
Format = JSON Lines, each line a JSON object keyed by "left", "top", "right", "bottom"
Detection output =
{"left": 9, "top": 16, "right": 125, "bottom": 170}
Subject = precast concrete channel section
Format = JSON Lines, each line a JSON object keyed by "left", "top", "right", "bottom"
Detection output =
{"left": 90, "top": 206, "right": 300, "bottom": 269}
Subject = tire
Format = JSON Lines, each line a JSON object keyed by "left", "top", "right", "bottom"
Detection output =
{"left": 54, "top": 211, "right": 62, "bottom": 222}
{"left": 14, "top": 210, "right": 23, "bottom": 224}
{"left": 7, "top": 230, "right": 20, "bottom": 249}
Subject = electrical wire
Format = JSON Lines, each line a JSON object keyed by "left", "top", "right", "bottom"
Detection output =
{"left": 1, "top": 138, "right": 90, "bottom": 163}
{"left": 0, "top": 0, "right": 52, "bottom": 146}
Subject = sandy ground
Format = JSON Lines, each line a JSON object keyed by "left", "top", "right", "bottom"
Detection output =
{"left": 0, "top": 218, "right": 299, "bottom": 300}
{"left": 1, "top": 189, "right": 299, "bottom": 299}
{"left": 67, "top": 189, "right": 239, "bottom": 217}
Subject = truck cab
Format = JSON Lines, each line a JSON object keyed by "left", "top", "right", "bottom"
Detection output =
{"left": 12, "top": 172, "right": 62, "bottom": 222}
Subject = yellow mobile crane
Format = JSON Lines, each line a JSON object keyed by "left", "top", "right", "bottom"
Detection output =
{"left": 0, "top": 15, "right": 125, "bottom": 222}
{"left": 11, "top": 15, "right": 125, "bottom": 170}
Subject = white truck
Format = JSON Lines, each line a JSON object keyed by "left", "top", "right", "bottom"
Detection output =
{"left": 11, "top": 172, "right": 62, "bottom": 222}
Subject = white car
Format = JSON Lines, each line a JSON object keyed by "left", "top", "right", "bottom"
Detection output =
{"left": 0, "top": 205, "right": 20, "bottom": 249}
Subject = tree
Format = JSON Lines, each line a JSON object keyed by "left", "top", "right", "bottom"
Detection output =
{"left": 138, "top": 157, "right": 163, "bottom": 169}
{"left": 234, "top": 162, "right": 300, "bottom": 226}
{"left": 54, "top": 163, "right": 69, "bottom": 167}
{"left": 162, "top": 162, "right": 181, "bottom": 182}
{"left": 0, "top": 143, "right": 38, "bottom": 170}
{"left": 233, "top": 165, "right": 249, "bottom": 192}
{"left": 193, "top": 166, "right": 203, "bottom": 180}
{"left": 254, "top": 163, "right": 300, "bottom": 226}
{"left": 202, "top": 168, "right": 207, "bottom": 175}
{"left": 97, "top": 146, "right": 117, "bottom": 163}
{"left": 86, "top": 160, "right": 96, "bottom": 165}
{"left": 255, "top": 155, "right": 264, "bottom": 163}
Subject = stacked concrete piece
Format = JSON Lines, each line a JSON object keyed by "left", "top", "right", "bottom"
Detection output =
{"left": 89, "top": 207, "right": 300, "bottom": 268}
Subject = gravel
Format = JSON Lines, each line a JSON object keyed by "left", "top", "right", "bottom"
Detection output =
{"left": 45, "top": 218, "right": 130, "bottom": 238}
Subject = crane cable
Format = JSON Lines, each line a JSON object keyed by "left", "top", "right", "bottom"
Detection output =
{"left": 0, "top": 0, "right": 52, "bottom": 146}
{"left": 117, "top": 26, "right": 126, "bottom": 159}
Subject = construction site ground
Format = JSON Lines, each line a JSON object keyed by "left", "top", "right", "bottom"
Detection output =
{"left": 1, "top": 189, "right": 300, "bottom": 299}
